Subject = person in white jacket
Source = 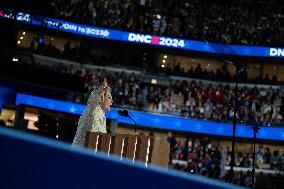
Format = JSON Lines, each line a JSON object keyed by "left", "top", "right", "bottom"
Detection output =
{"left": 72, "top": 79, "right": 113, "bottom": 147}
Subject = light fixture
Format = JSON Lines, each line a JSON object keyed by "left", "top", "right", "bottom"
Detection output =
{"left": 12, "top": 57, "right": 18, "bottom": 62}
{"left": 164, "top": 55, "right": 167, "bottom": 59}
{"left": 20, "top": 36, "right": 23, "bottom": 40}
{"left": 162, "top": 59, "right": 166, "bottom": 63}
{"left": 161, "top": 64, "right": 165, "bottom": 68}
{"left": 17, "top": 41, "right": 21, "bottom": 44}
{"left": 22, "top": 32, "right": 26, "bottom": 35}
{"left": 151, "top": 79, "right": 157, "bottom": 84}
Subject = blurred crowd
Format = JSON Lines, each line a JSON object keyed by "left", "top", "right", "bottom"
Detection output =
{"left": 56, "top": 64, "right": 284, "bottom": 127}
{"left": 15, "top": 52, "right": 284, "bottom": 127}
{"left": 29, "top": 40, "right": 142, "bottom": 69}
{"left": 47, "top": 0, "right": 283, "bottom": 46}
{"left": 167, "top": 134, "right": 284, "bottom": 188}
{"left": 27, "top": 40, "right": 281, "bottom": 85}
{"left": 165, "top": 63, "right": 279, "bottom": 85}
{"left": 107, "top": 73, "right": 283, "bottom": 126}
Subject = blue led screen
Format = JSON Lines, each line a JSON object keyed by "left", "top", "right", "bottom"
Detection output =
{"left": 15, "top": 93, "right": 284, "bottom": 141}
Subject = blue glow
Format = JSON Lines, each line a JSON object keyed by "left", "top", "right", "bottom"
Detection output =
{"left": 0, "top": 86, "right": 16, "bottom": 109}
{"left": 0, "top": 8, "right": 284, "bottom": 58}
{"left": 15, "top": 93, "right": 284, "bottom": 141}
{"left": 38, "top": 38, "right": 44, "bottom": 44}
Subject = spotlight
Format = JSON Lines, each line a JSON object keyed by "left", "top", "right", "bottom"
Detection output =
{"left": 20, "top": 36, "right": 23, "bottom": 40}
{"left": 12, "top": 57, "right": 18, "bottom": 62}
{"left": 17, "top": 41, "right": 21, "bottom": 44}
{"left": 164, "top": 55, "right": 167, "bottom": 59}
{"left": 162, "top": 59, "right": 166, "bottom": 63}
{"left": 161, "top": 64, "right": 165, "bottom": 68}
{"left": 22, "top": 32, "right": 26, "bottom": 35}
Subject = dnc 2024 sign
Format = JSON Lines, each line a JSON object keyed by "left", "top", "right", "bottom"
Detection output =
{"left": 1, "top": 7, "right": 284, "bottom": 59}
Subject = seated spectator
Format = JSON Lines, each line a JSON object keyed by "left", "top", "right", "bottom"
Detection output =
{"left": 44, "top": 0, "right": 282, "bottom": 46}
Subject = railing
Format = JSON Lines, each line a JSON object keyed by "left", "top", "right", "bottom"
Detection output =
{"left": 33, "top": 53, "right": 283, "bottom": 89}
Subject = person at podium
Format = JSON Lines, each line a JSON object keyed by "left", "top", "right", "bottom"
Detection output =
{"left": 72, "top": 79, "right": 113, "bottom": 146}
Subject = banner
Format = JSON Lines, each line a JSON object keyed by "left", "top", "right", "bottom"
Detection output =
{"left": 1, "top": 7, "right": 284, "bottom": 58}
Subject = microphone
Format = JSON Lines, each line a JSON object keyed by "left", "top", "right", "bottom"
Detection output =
{"left": 122, "top": 110, "right": 129, "bottom": 117}
{"left": 118, "top": 110, "right": 129, "bottom": 117}
{"left": 118, "top": 109, "right": 137, "bottom": 134}
{"left": 118, "top": 110, "right": 123, "bottom": 116}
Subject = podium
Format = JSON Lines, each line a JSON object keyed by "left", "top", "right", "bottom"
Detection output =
{"left": 84, "top": 132, "right": 170, "bottom": 167}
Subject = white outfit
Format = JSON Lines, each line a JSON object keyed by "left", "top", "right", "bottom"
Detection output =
{"left": 72, "top": 88, "right": 107, "bottom": 147}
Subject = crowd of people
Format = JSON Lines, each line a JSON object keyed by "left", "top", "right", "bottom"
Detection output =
{"left": 15, "top": 52, "right": 284, "bottom": 127}
{"left": 28, "top": 39, "right": 142, "bottom": 69}
{"left": 167, "top": 134, "right": 284, "bottom": 188}
{"left": 47, "top": 0, "right": 283, "bottom": 46}
{"left": 166, "top": 63, "right": 279, "bottom": 84}
{"left": 25, "top": 39, "right": 281, "bottom": 85}
{"left": 77, "top": 66, "right": 283, "bottom": 126}
{"left": 169, "top": 135, "right": 284, "bottom": 171}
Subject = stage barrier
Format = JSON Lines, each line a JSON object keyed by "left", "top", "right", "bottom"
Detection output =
{"left": 0, "top": 127, "right": 244, "bottom": 189}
